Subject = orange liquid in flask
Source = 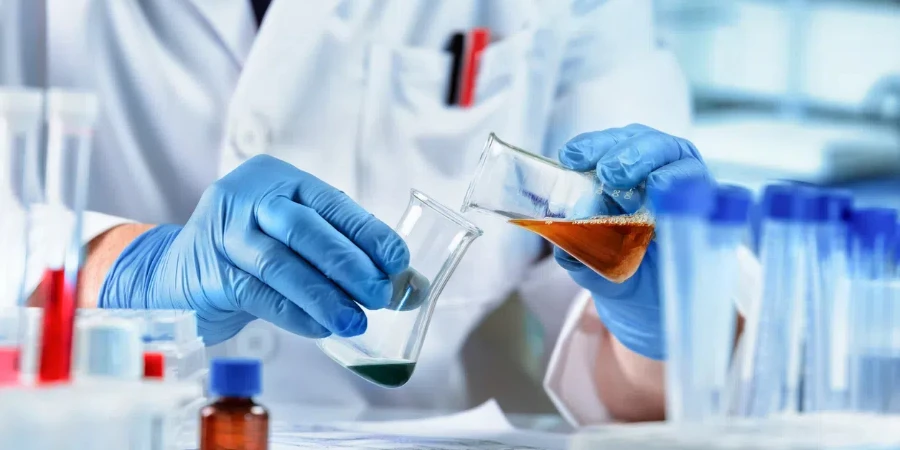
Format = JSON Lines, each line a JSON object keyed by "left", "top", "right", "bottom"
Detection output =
{"left": 510, "top": 216, "right": 654, "bottom": 283}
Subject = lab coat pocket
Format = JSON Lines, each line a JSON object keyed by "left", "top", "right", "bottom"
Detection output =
{"left": 360, "top": 31, "right": 533, "bottom": 186}
{"left": 359, "top": 31, "right": 543, "bottom": 317}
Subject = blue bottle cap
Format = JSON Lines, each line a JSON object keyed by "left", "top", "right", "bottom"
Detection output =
{"left": 894, "top": 222, "right": 900, "bottom": 263}
{"left": 826, "top": 190, "right": 853, "bottom": 223}
{"left": 761, "top": 184, "right": 809, "bottom": 221}
{"left": 709, "top": 184, "right": 753, "bottom": 224}
{"left": 801, "top": 189, "right": 836, "bottom": 223}
{"left": 850, "top": 208, "right": 897, "bottom": 249}
{"left": 650, "top": 177, "right": 714, "bottom": 216}
{"left": 210, "top": 358, "right": 262, "bottom": 398}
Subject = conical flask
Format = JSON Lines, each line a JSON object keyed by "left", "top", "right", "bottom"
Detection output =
{"left": 318, "top": 189, "right": 482, "bottom": 388}
{"left": 462, "top": 133, "right": 653, "bottom": 283}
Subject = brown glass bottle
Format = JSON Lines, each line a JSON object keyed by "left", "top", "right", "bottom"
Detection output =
{"left": 200, "top": 358, "right": 269, "bottom": 450}
{"left": 200, "top": 397, "right": 269, "bottom": 450}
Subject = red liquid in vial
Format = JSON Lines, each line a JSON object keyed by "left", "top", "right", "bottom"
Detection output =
{"left": 0, "top": 347, "right": 20, "bottom": 386}
{"left": 37, "top": 268, "right": 78, "bottom": 384}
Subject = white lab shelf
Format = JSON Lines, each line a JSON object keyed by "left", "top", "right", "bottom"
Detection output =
{"left": 662, "top": 0, "right": 900, "bottom": 111}
{"left": 686, "top": 113, "right": 900, "bottom": 192}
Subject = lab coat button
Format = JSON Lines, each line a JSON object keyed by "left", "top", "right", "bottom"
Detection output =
{"left": 232, "top": 114, "right": 270, "bottom": 158}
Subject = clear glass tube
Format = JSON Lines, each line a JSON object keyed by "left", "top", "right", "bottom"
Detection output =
{"left": 318, "top": 189, "right": 482, "bottom": 388}
{"left": 804, "top": 220, "right": 834, "bottom": 412}
{"left": 658, "top": 183, "right": 748, "bottom": 422}
{"left": 701, "top": 221, "right": 743, "bottom": 416}
{"left": 35, "top": 89, "right": 99, "bottom": 384}
{"left": 846, "top": 208, "right": 896, "bottom": 414}
{"left": 734, "top": 185, "right": 807, "bottom": 417}
{"left": 659, "top": 212, "right": 711, "bottom": 422}
{"left": 0, "top": 87, "right": 43, "bottom": 386}
{"left": 803, "top": 191, "right": 853, "bottom": 413}
{"left": 462, "top": 133, "right": 652, "bottom": 283}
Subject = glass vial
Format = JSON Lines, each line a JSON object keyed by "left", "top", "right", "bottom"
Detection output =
{"left": 201, "top": 358, "right": 268, "bottom": 450}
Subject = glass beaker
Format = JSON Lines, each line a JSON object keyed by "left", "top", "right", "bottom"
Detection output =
{"left": 461, "top": 133, "right": 653, "bottom": 283}
{"left": 317, "top": 189, "right": 482, "bottom": 388}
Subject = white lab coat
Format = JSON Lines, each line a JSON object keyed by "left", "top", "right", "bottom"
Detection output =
{"left": 545, "top": 246, "right": 763, "bottom": 425}
{"left": 32, "top": 0, "right": 691, "bottom": 418}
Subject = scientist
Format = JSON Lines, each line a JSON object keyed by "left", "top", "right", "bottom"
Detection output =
{"left": 24, "top": 0, "right": 701, "bottom": 423}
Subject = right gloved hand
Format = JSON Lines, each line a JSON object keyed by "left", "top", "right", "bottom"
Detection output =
{"left": 99, "top": 155, "right": 410, "bottom": 346}
{"left": 554, "top": 124, "right": 710, "bottom": 360}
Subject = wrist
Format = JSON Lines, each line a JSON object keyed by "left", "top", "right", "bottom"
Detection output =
{"left": 98, "top": 224, "right": 182, "bottom": 309}
{"left": 73, "top": 223, "right": 154, "bottom": 307}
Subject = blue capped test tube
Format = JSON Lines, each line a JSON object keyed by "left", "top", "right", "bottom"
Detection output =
{"left": 653, "top": 178, "right": 717, "bottom": 422}
{"left": 847, "top": 208, "right": 896, "bottom": 413}
{"left": 703, "top": 185, "right": 753, "bottom": 418}
{"left": 735, "top": 184, "right": 809, "bottom": 417}
{"left": 801, "top": 190, "right": 853, "bottom": 412}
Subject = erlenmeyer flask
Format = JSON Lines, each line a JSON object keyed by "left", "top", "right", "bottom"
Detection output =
{"left": 462, "top": 133, "right": 653, "bottom": 283}
{"left": 318, "top": 189, "right": 482, "bottom": 388}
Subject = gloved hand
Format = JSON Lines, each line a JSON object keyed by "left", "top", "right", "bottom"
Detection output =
{"left": 99, "top": 155, "right": 410, "bottom": 345}
{"left": 555, "top": 123, "right": 710, "bottom": 360}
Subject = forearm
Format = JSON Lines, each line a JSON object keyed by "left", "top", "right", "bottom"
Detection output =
{"left": 593, "top": 311, "right": 747, "bottom": 423}
{"left": 592, "top": 319, "right": 666, "bottom": 422}
{"left": 29, "top": 223, "right": 155, "bottom": 308}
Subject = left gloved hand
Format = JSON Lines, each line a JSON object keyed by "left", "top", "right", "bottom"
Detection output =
{"left": 555, "top": 123, "right": 710, "bottom": 360}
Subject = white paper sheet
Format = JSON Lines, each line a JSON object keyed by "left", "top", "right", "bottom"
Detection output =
{"left": 266, "top": 400, "right": 568, "bottom": 450}
{"left": 330, "top": 399, "right": 514, "bottom": 434}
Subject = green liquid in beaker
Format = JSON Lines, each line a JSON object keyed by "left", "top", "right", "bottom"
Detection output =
{"left": 348, "top": 361, "right": 416, "bottom": 388}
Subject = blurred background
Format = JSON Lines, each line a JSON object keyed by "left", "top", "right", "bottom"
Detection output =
{"left": 1, "top": 0, "right": 896, "bottom": 420}
{"left": 655, "top": 0, "right": 900, "bottom": 208}
{"left": 467, "top": 0, "right": 900, "bottom": 416}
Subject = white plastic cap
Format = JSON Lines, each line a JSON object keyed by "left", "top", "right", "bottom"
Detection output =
{"left": 0, "top": 88, "right": 43, "bottom": 129}
{"left": 46, "top": 88, "right": 99, "bottom": 125}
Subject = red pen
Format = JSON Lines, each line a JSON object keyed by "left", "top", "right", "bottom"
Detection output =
{"left": 458, "top": 28, "right": 491, "bottom": 108}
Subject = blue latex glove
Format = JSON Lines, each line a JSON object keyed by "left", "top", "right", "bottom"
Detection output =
{"left": 99, "top": 155, "right": 410, "bottom": 346}
{"left": 555, "top": 124, "right": 710, "bottom": 360}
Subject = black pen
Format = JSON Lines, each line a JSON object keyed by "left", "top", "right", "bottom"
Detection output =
{"left": 445, "top": 32, "right": 465, "bottom": 106}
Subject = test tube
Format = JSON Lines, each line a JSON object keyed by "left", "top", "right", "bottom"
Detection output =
{"left": 735, "top": 184, "right": 809, "bottom": 417}
{"left": 653, "top": 178, "right": 714, "bottom": 422}
{"left": 318, "top": 189, "right": 482, "bottom": 388}
{"left": 802, "top": 190, "right": 853, "bottom": 412}
{"left": 461, "top": 133, "right": 652, "bottom": 283}
{"left": 0, "top": 88, "right": 42, "bottom": 386}
{"left": 704, "top": 185, "right": 753, "bottom": 417}
{"left": 847, "top": 208, "right": 896, "bottom": 413}
{"left": 34, "top": 89, "right": 99, "bottom": 384}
